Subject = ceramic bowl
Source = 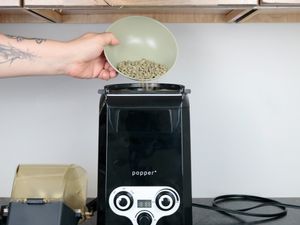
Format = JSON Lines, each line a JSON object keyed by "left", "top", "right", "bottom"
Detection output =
{"left": 104, "top": 16, "right": 178, "bottom": 81}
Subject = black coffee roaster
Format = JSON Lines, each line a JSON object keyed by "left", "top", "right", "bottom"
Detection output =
{"left": 97, "top": 83, "right": 192, "bottom": 225}
{"left": 0, "top": 83, "right": 192, "bottom": 225}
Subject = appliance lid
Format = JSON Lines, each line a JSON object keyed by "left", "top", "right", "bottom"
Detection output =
{"left": 98, "top": 83, "right": 190, "bottom": 95}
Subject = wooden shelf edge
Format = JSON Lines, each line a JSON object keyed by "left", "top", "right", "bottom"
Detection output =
{"left": 2, "top": 4, "right": 300, "bottom": 23}
{"left": 260, "top": 0, "right": 300, "bottom": 7}
{"left": 0, "top": 8, "right": 49, "bottom": 23}
{"left": 62, "top": 13, "right": 227, "bottom": 23}
{"left": 23, "top": 0, "right": 258, "bottom": 8}
{"left": 24, "top": 0, "right": 108, "bottom": 8}
{"left": 246, "top": 12, "right": 300, "bottom": 22}
{"left": 2, "top": 12, "right": 300, "bottom": 23}
{"left": 61, "top": 10, "right": 300, "bottom": 23}
{"left": 26, "top": 9, "right": 63, "bottom": 23}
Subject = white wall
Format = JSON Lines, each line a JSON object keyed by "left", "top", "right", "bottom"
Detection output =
{"left": 0, "top": 23, "right": 300, "bottom": 198}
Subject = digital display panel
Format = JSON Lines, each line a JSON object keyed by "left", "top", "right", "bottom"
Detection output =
{"left": 137, "top": 200, "right": 152, "bottom": 208}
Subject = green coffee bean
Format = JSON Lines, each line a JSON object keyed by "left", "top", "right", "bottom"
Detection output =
{"left": 117, "top": 58, "right": 168, "bottom": 81}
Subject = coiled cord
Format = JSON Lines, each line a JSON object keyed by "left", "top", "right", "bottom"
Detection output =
{"left": 193, "top": 194, "right": 300, "bottom": 220}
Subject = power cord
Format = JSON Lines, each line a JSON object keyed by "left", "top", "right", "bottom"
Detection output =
{"left": 193, "top": 194, "right": 300, "bottom": 221}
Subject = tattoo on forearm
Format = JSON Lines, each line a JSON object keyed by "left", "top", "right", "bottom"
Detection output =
{"left": 5, "top": 34, "right": 47, "bottom": 44}
{"left": 0, "top": 44, "right": 36, "bottom": 65}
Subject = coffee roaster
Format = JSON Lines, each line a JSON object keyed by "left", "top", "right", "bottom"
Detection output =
{"left": 97, "top": 83, "right": 192, "bottom": 225}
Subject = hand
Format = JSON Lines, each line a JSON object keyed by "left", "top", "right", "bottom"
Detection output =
{"left": 64, "top": 32, "right": 119, "bottom": 80}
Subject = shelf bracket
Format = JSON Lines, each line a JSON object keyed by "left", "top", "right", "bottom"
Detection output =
{"left": 26, "top": 8, "right": 63, "bottom": 23}
{"left": 226, "top": 8, "right": 258, "bottom": 23}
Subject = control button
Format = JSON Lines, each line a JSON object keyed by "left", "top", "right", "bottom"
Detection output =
{"left": 137, "top": 212, "right": 152, "bottom": 225}
{"left": 156, "top": 191, "right": 176, "bottom": 211}
{"left": 161, "top": 197, "right": 171, "bottom": 207}
{"left": 114, "top": 191, "right": 133, "bottom": 211}
{"left": 119, "top": 197, "right": 129, "bottom": 207}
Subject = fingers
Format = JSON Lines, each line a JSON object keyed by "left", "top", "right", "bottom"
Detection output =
{"left": 97, "top": 68, "right": 118, "bottom": 80}
{"left": 104, "top": 62, "right": 110, "bottom": 70}
{"left": 95, "top": 60, "right": 117, "bottom": 80}
{"left": 90, "top": 55, "right": 115, "bottom": 80}
{"left": 98, "top": 32, "right": 120, "bottom": 46}
{"left": 104, "top": 62, "right": 115, "bottom": 71}
{"left": 98, "top": 70, "right": 109, "bottom": 80}
{"left": 109, "top": 70, "right": 117, "bottom": 78}
{"left": 98, "top": 70, "right": 117, "bottom": 80}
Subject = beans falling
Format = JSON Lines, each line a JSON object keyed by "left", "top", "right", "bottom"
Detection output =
{"left": 117, "top": 58, "right": 168, "bottom": 81}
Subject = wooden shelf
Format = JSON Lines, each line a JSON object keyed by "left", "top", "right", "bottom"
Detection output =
{"left": 261, "top": 0, "right": 300, "bottom": 6}
{"left": 246, "top": 7, "right": 300, "bottom": 22}
{"left": 0, "top": 0, "right": 300, "bottom": 23}
{"left": 0, "top": 0, "right": 22, "bottom": 8}
{"left": 57, "top": 7, "right": 246, "bottom": 23}
{"left": 0, "top": 1, "right": 51, "bottom": 23}
{"left": 24, "top": 0, "right": 108, "bottom": 8}
{"left": 22, "top": 0, "right": 258, "bottom": 23}
{"left": 24, "top": 0, "right": 258, "bottom": 8}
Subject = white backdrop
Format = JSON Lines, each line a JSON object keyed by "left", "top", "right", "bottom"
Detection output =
{"left": 0, "top": 23, "right": 300, "bottom": 198}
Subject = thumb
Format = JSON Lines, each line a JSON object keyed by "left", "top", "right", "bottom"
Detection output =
{"left": 99, "top": 32, "right": 119, "bottom": 46}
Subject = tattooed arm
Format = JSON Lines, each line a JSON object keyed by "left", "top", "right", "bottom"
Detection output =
{"left": 0, "top": 32, "right": 119, "bottom": 80}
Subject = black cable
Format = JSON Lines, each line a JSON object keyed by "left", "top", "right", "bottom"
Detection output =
{"left": 192, "top": 194, "right": 300, "bottom": 221}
